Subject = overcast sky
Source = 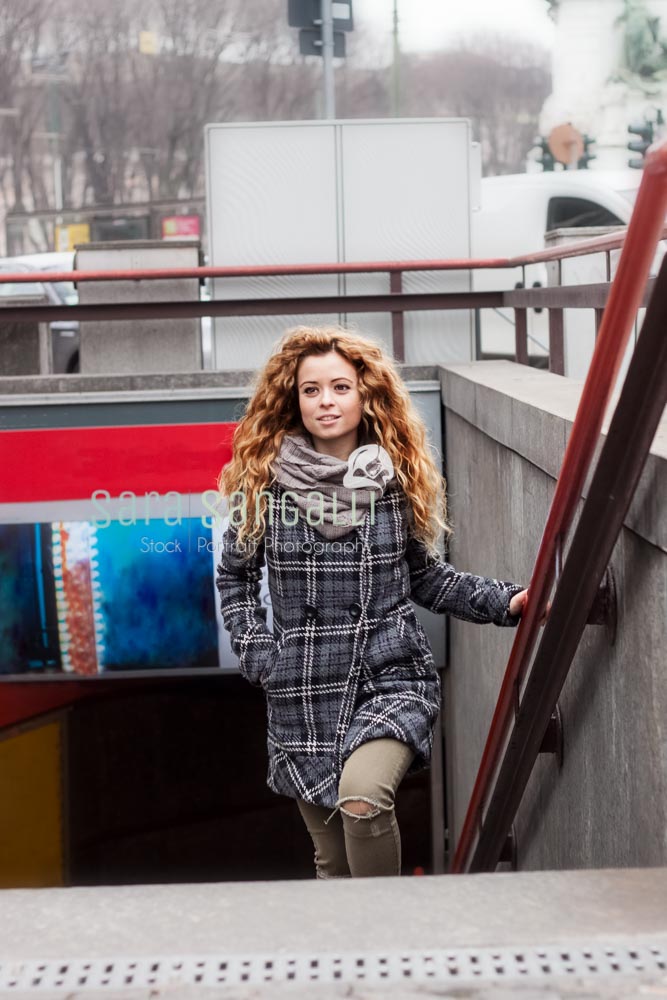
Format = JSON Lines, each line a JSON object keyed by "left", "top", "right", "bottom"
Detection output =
{"left": 354, "top": 0, "right": 555, "bottom": 51}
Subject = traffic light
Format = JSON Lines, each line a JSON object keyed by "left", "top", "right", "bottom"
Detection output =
{"left": 287, "top": 0, "right": 352, "bottom": 58}
{"left": 534, "top": 136, "right": 555, "bottom": 172}
{"left": 578, "top": 134, "right": 596, "bottom": 170}
{"left": 627, "top": 120, "right": 654, "bottom": 169}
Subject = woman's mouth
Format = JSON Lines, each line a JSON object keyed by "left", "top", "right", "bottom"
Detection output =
{"left": 317, "top": 415, "right": 339, "bottom": 424}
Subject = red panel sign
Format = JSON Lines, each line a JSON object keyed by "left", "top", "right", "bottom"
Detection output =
{"left": 1, "top": 423, "right": 235, "bottom": 503}
{"left": 161, "top": 215, "right": 200, "bottom": 239}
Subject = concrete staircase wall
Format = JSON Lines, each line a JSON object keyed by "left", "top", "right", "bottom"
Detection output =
{"left": 441, "top": 360, "right": 666, "bottom": 870}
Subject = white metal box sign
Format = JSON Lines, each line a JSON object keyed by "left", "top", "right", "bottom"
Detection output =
{"left": 205, "top": 118, "right": 476, "bottom": 369}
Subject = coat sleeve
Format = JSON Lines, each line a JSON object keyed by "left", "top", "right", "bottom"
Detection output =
{"left": 405, "top": 531, "right": 523, "bottom": 627}
{"left": 215, "top": 525, "right": 276, "bottom": 685}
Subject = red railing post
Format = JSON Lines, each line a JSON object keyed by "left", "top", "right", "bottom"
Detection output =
{"left": 548, "top": 309, "right": 565, "bottom": 375}
{"left": 514, "top": 309, "right": 528, "bottom": 366}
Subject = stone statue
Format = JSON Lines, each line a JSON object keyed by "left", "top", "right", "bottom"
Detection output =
{"left": 616, "top": 0, "right": 667, "bottom": 81}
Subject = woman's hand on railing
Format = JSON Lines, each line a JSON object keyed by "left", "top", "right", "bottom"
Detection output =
{"left": 509, "top": 589, "right": 551, "bottom": 624}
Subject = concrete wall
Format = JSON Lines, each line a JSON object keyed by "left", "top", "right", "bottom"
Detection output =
{"left": 0, "top": 319, "right": 50, "bottom": 376}
{"left": 441, "top": 360, "right": 666, "bottom": 870}
{"left": 76, "top": 241, "right": 201, "bottom": 375}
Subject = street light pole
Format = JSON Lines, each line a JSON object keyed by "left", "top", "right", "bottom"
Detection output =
{"left": 52, "top": 137, "right": 64, "bottom": 216}
{"left": 392, "top": 0, "right": 400, "bottom": 117}
{"left": 31, "top": 54, "right": 68, "bottom": 225}
{"left": 47, "top": 83, "right": 64, "bottom": 218}
{"left": 321, "top": 0, "right": 336, "bottom": 119}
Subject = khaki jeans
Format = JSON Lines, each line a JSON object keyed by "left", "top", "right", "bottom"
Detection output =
{"left": 296, "top": 738, "right": 415, "bottom": 879}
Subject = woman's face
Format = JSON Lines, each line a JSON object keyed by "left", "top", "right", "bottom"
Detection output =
{"left": 296, "top": 351, "right": 363, "bottom": 459}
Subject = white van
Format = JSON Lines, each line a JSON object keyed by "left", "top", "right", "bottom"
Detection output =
{"left": 472, "top": 170, "right": 642, "bottom": 362}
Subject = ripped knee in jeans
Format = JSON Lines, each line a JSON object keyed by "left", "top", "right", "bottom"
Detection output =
{"left": 336, "top": 795, "right": 389, "bottom": 821}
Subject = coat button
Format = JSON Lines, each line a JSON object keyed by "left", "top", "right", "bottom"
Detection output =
{"left": 305, "top": 603, "right": 318, "bottom": 620}
{"left": 348, "top": 603, "right": 362, "bottom": 621}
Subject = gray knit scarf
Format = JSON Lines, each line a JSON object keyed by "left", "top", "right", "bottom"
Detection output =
{"left": 272, "top": 434, "right": 395, "bottom": 540}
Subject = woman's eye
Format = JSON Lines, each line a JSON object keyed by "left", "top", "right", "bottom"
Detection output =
{"left": 303, "top": 386, "right": 318, "bottom": 395}
{"left": 335, "top": 383, "right": 350, "bottom": 392}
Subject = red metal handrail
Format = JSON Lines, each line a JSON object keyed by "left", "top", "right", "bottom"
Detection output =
{"left": 450, "top": 140, "right": 667, "bottom": 874}
{"left": 1, "top": 226, "right": 666, "bottom": 287}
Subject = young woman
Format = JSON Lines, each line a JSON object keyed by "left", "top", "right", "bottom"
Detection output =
{"left": 216, "top": 326, "right": 528, "bottom": 879}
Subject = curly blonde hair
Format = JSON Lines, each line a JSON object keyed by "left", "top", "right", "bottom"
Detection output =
{"left": 218, "top": 326, "right": 450, "bottom": 551}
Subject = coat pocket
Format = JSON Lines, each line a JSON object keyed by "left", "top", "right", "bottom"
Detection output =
{"left": 397, "top": 602, "right": 431, "bottom": 651}
{"left": 368, "top": 603, "right": 434, "bottom": 682}
{"left": 260, "top": 635, "right": 283, "bottom": 687}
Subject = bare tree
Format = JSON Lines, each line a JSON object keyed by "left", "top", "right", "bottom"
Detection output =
{"left": 0, "top": 0, "right": 56, "bottom": 212}
{"left": 127, "top": 0, "right": 242, "bottom": 201}
{"left": 218, "top": 0, "right": 319, "bottom": 125}
{"left": 51, "top": 0, "right": 314, "bottom": 205}
{"left": 402, "top": 35, "right": 551, "bottom": 175}
{"left": 1, "top": 0, "right": 551, "bottom": 252}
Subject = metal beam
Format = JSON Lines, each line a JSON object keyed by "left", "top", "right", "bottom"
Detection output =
{"left": 504, "top": 278, "right": 655, "bottom": 310}
{"left": 0, "top": 291, "right": 505, "bottom": 325}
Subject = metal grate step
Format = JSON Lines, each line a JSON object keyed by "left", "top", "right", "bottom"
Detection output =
{"left": 0, "top": 942, "right": 665, "bottom": 993}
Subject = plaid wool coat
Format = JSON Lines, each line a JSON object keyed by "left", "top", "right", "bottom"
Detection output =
{"left": 216, "top": 482, "right": 522, "bottom": 808}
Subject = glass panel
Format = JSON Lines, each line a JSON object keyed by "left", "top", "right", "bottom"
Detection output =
{"left": 547, "top": 197, "right": 624, "bottom": 230}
